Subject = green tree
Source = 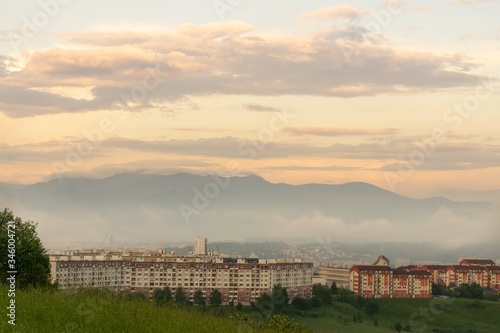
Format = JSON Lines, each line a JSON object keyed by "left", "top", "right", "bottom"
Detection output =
{"left": 271, "top": 284, "right": 289, "bottom": 309}
{"left": 0, "top": 208, "right": 51, "bottom": 289}
{"left": 364, "top": 300, "right": 380, "bottom": 319}
{"left": 153, "top": 286, "right": 172, "bottom": 305}
{"left": 209, "top": 289, "right": 222, "bottom": 306}
{"left": 338, "top": 288, "right": 353, "bottom": 303}
{"left": 174, "top": 287, "right": 187, "bottom": 305}
{"left": 236, "top": 302, "right": 244, "bottom": 311}
{"left": 312, "top": 283, "right": 332, "bottom": 305}
{"left": 432, "top": 283, "right": 446, "bottom": 296}
{"left": 456, "top": 283, "right": 484, "bottom": 299}
{"left": 394, "top": 322, "right": 403, "bottom": 332}
{"left": 330, "top": 281, "right": 338, "bottom": 295}
{"left": 291, "top": 297, "right": 310, "bottom": 311}
{"left": 193, "top": 289, "right": 205, "bottom": 306}
{"left": 254, "top": 293, "right": 274, "bottom": 315}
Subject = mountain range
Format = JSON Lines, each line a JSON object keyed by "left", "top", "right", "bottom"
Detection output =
{"left": 0, "top": 172, "right": 495, "bottom": 247}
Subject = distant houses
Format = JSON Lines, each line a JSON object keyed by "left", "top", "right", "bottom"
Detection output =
{"left": 348, "top": 255, "right": 500, "bottom": 298}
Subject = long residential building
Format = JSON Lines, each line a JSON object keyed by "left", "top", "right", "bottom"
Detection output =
{"left": 421, "top": 259, "right": 500, "bottom": 289}
{"left": 350, "top": 255, "right": 500, "bottom": 298}
{"left": 50, "top": 246, "right": 313, "bottom": 305}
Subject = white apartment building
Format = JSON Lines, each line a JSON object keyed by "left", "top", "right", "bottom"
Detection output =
{"left": 50, "top": 248, "right": 313, "bottom": 305}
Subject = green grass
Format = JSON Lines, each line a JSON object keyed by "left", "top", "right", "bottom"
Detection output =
{"left": 0, "top": 286, "right": 281, "bottom": 333}
{"left": 2, "top": 287, "right": 499, "bottom": 333}
{"left": 292, "top": 298, "right": 500, "bottom": 333}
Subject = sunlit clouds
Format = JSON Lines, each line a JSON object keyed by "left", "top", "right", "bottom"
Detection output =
{"left": 0, "top": 0, "right": 499, "bottom": 200}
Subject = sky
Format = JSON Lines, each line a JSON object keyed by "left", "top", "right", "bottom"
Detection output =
{"left": 1, "top": 0, "right": 500, "bottom": 200}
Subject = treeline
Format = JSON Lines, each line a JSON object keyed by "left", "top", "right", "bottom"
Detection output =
{"left": 147, "top": 282, "right": 377, "bottom": 332}
{"left": 150, "top": 284, "right": 312, "bottom": 333}
{"left": 432, "top": 282, "right": 499, "bottom": 302}
{"left": 292, "top": 282, "right": 380, "bottom": 319}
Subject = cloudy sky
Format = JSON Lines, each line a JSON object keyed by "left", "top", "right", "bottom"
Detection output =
{"left": 1, "top": 0, "right": 499, "bottom": 199}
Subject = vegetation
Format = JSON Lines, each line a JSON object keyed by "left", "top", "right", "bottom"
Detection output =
{"left": 0, "top": 208, "right": 51, "bottom": 288}
{"left": 292, "top": 297, "right": 500, "bottom": 333}
{"left": 454, "top": 282, "right": 484, "bottom": 299}
{"left": 209, "top": 289, "right": 222, "bottom": 307}
{"left": 0, "top": 286, "right": 307, "bottom": 333}
{"left": 364, "top": 300, "right": 380, "bottom": 319}
{"left": 153, "top": 286, "right": 172, "bottom": 305}
{"left": 174, "top": 286, "right": 188, "bottom": 305}
{"left": 330, "top": 281, "right": 338, "bottom": 295}
{"left": 193, "top": 289, "right": 205, "bottom": 306}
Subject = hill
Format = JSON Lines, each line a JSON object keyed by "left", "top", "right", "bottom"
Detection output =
{"left": 0, "top": 172, "right": 493, "bottom": 244}
{"left": 293, "top": 298, "right": 500, "bottom": 333}
{"left": 0, "top": 286, "right": 305, "bottom": 333}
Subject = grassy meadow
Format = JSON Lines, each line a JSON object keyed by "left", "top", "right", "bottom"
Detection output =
{"left": 0, "top": 286, "right": 284, "bottom": 333}
{"left": 2, "top": 285, "right": 499, "bottom": 333}
{"left": 292, "top": 297, "right": 500, "bottom": 333}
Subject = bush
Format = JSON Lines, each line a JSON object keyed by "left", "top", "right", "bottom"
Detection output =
{"left": 266, "top": 314, "right": 313, "bottom": 333}
{"left": 365, "top": 300, "right": 380, "bottom": 318}
{"left": 292, "top": 297, "right": 311, "bottom": 311}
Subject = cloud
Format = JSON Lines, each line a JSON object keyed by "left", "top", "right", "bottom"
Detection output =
{"left": 242, "top": 103, "right": 281, "bottom": 112}
{"left": 0, "top": 55, "right": 11, "bottom": 77}
{"left": 285, "top": 127, "right": 399, "bottom": 136}
{"left": 3, "top": 134, "right": 500, "bottom": 173}
{"left": 267, "top": 208, "right": 499, "bottom": 245}
{"left": 0, "top": 22, "right": 489, "bottom": 117}
{"left": 296, "top": 6, "right": 367, "bottom": 22}
{"left": 413, "top": 0, "right": 494, "bottom": 11}
{"left": 454, "top": 0, "right": 494, "bottom": 4}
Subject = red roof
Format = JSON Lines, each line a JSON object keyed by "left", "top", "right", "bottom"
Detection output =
{"left": 486, "top": 266, "right": 500, "bottom": 271}
{"left": 421, "top": 265, "right": 448, "bottom": 271}
{"left": 351, "top": 265, "right": 392, "bottom": 272}
{"left": 459, "top": 259, "right": 495, "bottom": 266}
{"left": 393, "top": 268, "right": 431, "bottom": 276}
{"left": 448, "top": 265, "right": 486, "bottom": 271}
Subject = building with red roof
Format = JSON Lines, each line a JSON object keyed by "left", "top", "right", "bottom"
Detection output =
{"left": 350, "top": 257, "right": 500, "bottom": 298}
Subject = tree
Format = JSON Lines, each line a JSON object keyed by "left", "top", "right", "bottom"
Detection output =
{"left": 209, "top": 289, "right": 222, "bottom": 306}
{"left": 153, "top": 286, "right": 172, "bottom": 305}
{"left": 174, "top": 287, "right": 187, "bottom": 305}
{"left": 193, "top": 289, "right": 205, "bottom": 306}
{"left": 312, "top": 283, "right": 332, "bottom": 305}
{"left": 236, "top": 302, "right": 244, "bottom": 311}
{"left": 432, "top": 283, "right": 446, "bottom": 296}
{"left": 364, "top": 301, "right": 380, "bottom": 319}
{"left": 394, "top": 322, "right": 403, "bottom": 332}
{"left": 330, "top": 281, "right": 338, "bottom": 295}
{"left": 254, "top": 293, "right": 274, "bottom": 314}
{"left": 456, "top": 283, "right": 484, "bottom": 299}
{"left": 469, "top": 283, "right": 485, "bottom": 299}
{"left": 338, "top": 288, "right": 353, "bottom": 303}
{"left": 291, "top": 297, "right": 310, "bottom": 311}
{"left": 0, "top": 208, "right": 51, "bottom": 289}
{"left": 271, "top": 284, "right": 289, "bottom": 309}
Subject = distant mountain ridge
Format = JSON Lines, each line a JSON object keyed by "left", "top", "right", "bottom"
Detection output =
{"left": 0, "top": 172, "right": 493, "bottom": 243}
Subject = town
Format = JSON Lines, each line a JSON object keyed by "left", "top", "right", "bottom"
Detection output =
{"left": 49, "top": 237, "right": 500, "bottom": 304}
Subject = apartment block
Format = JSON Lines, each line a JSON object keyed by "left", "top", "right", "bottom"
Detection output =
{"left": 350, "top": 255, "right": 432, "bottom": 299}
{"left": 50, "top": 247, "right": 312, "bottom": 305}
{"left": 350, "top": 256, "right": 500, "bottom": 298}
{"left": 317, "top": 266, "right": 350, "bottom": 289}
